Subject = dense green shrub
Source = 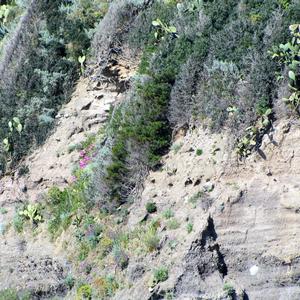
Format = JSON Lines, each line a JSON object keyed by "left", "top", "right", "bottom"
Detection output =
{"left": 168, "top": 0, "right": 299, "bottom": 141}
{"left": 0, "top": 0, "right": 108, "bottom": 174}
{"left": 153, "top": 267, "right": 169, "bottom": 283}
{"left": 146, "top": 202, "right": 157, "bottom": 214}
{"left": 76, "top": 284, "right": 92, "bottom": 300}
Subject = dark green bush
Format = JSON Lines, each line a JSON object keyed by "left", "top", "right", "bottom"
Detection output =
{"left": 153, "top": 267, "right": 169, "bottom": 283}
{"left": 146, "top": 202, "right": 157, "bottom": 214}
{"left": 196, "top": 149, "right": 203, "bottom": 156}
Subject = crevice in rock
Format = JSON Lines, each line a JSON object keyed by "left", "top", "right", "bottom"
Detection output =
{"left": 243, "top": 290, "right": 250, "bottom": 300}
{"left": 200, "top": 215, "right": 217, "bottom": 247}
{"left": 173, "top": 215, "right": 228, "bottom": 297}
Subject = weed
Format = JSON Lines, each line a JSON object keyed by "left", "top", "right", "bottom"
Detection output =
{"left": 19, "top": 204, "right": 42, "bottom": 224}
{"left": 143, "top": 226, "right": 160, "bottom": 252}
{"left": 0, "top": 207, "right": 7, "bottom": 214}
{"left": 167, "top": 218, "right": 180, "bottom": 230}
{"left": 168, "top": 239, "right": 178, "bottom": 250}
{"left": 99, "top": 235, "right": 113, "bottom": 258}
{"left": 0, "top": 288, "right": 31, "bottom": 300}
{"left": 64, "top": 274, "right": 75, "bottom": 289}
{"left": 153, "top": 267, "right": 169, "bottom": 283}
{"left": 47, "top": 174, "right": 89, "bottom": 237}
{"left": 78, "top": 242, "right": 90, "bottom": 261}
{"left": 187, "top": 222, "right": 193, "bottom": 233}
{"left": 188, "top": 191, "right": 204, "bottom": 205}
{"left": 171, "top": 142, "right": 183, "bottom": 154}
{"left": 165, "top": 291, "right": 174, "bottom": 300}
{"left": 112, "top": 244, "right": 129, "bottom": 269}
{"left": 223, "top": 282, "right": 235, "bottom": 297}
{"left": 196, "top": 148, "right": 203, "bottom": 156}
{"left": 76, "top": 284, "right": 92, "bottom": 300}
{"left": 162, "top": 209, "right": 174, "bottom": 219}
{"left": 146, "top": 202, "right": 157, "bottom": 214}
{"left": 93, "top": 275, "right": 119, "bottom": 298}
{"left": 13, "top": 213, "right": 24, "bottom": 233}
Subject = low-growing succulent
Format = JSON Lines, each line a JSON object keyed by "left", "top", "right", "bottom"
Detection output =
{"left": 19, "top": 204, "right": 42, "bottom": 224}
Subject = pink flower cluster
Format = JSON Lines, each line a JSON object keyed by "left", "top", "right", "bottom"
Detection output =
{"left": 79, "top": 144, "right": 96, "bottom": 169}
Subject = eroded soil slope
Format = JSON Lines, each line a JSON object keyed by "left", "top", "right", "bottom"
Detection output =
{"left": 115, "top": 119, "right": 300, "bottom": 300}
{"left": 1, "top": 71, "right": 300, "bottom": 300}
{"left": 0, "top": 74, "right": 124, "bottom": 297}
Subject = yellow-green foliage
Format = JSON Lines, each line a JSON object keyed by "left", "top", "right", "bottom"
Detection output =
{"left": 76, "top": 284, "right": 92, "bottom": 300}
{"left": 143, "top": 225, "right": 160, "bottom": 252}
{"left": 47, "top": 178, "right": 88, "bottom": 237}
{"left": 19, "top": 204, "right": 42, "bottom": 224}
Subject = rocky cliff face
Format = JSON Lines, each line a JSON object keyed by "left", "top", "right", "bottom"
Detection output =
{"left": 1, "top": 69, "right": 300, "bottom": 300}
{"left": 0, "top": 78, "right": 113, "bottom": 297}
{"left": 112, "top": 119, "right": 300, "bottom": 300}
{"left": 1, "top": 1, "right": 300, "bottom": 299}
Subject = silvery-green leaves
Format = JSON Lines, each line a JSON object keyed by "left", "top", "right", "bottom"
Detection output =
{"left": 152, "top": 18, "right": 177, "bottom": 40}
{"left": 2, "top": 138, "right": 9, "bottom": 152}
{"left": 78, "top": 55, "right": 86, "bottom": 74}
{"left": 289, "top": 70, "right": 296, "bottom": 81}
{"left": 2, "top": 117, "right": 23, "bottom": 153}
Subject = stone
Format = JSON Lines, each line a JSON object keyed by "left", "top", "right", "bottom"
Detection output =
{"left": 203, "top": 182, "right": 214, "bottom": 192}
{"left": 250, "top": 265, "right": 259, "bottom": 276}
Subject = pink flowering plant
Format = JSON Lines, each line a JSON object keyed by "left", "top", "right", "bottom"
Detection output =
{"left": 79, "top": 143, "right": 96, "bottom": 170}
{"left": 71, "top": 135, "right": 98, "bottom": 183}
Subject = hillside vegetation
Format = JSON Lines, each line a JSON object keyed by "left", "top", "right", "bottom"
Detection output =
{"left": 0, "top": 0, "right": 299, "bottom": 299}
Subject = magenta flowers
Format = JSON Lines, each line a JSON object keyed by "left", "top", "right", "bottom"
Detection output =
{"left": 79, "top": 144, "right": 95, "bottom": 169}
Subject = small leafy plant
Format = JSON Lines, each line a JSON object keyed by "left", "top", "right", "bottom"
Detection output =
{"left": 0, "top": 207, "right": 7, "bottom": 214}
{"left": 177, "top": 0, "right": 203, "bottom": 13}
{"left": 64, "top": 274, "right": 75, "bottom": 289}
{"left": 187, "top": 222, "right": 193, "bottom": 233}
{"left": 13, "top": 213, "right": 24, "bottom": 233}
{"left": 236, "top": 126, "right": 257, "bottom": 157}
{"left": 112, "top": 244, "right": 129, "bottom": 269}
{"left": 196, "top": 148, "right": 203, "bottom": 156}
{"left": 143, "top": 226, "right": 160, "bottom": 252}
{"left": 146, "top": 202, "right": 157, "bottom": 214}
{"left": 163, "top": 209, "right": 174, "bottom": 219}
{"left": 167, "top": 218, "right": 180, "bottom": 230}
{"left": 171, "top": 142, "right": 183, "bottom": 154}
{"left": 19, "top": 204, "right": 42, "bottom": 224}
{"left": 152, "top": 18, "right": 177, "bottom": 40}
{"left": 150, "top": 267, "right": 169, "bottom": 287}
{"left": 3, "top": 117, "right": 22, "bottom": 153}
{"left": 76, "top": 284, "right": 92, "bottom": 300}
{"left": 223, "top": 282, "right": 235, "bottom": 297}
{"left": 78, "top": 55, "right": 86, "bottom": 74}
{"left": 188, "top": 191, "right": 204, "bottom": 206}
